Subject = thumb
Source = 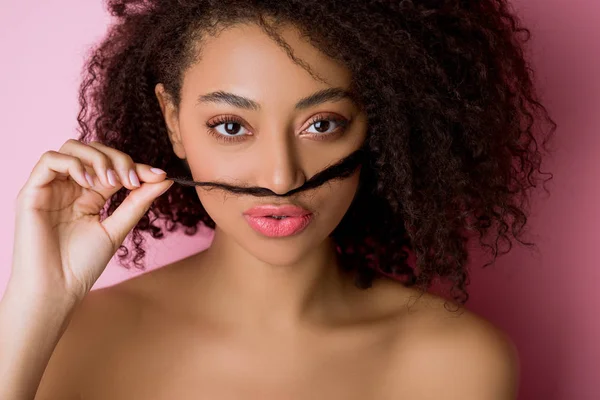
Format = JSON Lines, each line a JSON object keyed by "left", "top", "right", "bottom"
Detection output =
{"left": 101, "top": 180, "right": 174, "bottom": 248}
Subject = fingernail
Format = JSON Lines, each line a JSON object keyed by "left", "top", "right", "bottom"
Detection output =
{"left": 129, "top": 169, "right": 140, "bottom": 187}
{"left": 85, "top": 171, "right": 94, "bottom": 187}
{"left": 107, "top": 169, "right": 117, "bottom": 187}
{"left": 150, "top": 167, "right": 166, "bottom": 175}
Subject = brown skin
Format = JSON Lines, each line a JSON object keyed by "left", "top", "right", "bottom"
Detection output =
{"left": 34, "top": 23, "right": 519, "bottom": 399}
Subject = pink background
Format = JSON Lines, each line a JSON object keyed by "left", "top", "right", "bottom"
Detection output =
{"left": 0, "top": 1, "right": 598, "bottom": 398}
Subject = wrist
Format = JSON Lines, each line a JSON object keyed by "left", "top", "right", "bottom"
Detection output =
{"left": 2, "top": 276, "right": 82, "bottom": 318}
{"left": 6, "top": 268, "right": 85, "bottom": 302}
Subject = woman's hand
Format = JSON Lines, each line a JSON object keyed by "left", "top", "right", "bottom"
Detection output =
{"left": 10, "top": 139, "right": 173, "bottom": 301}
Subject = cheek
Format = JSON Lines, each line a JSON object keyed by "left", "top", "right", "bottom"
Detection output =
{"left": 181, "top": 142, "right": 245, "bottom": 220}
{"left": 314, "top": 171, "right": 361, "bottom": 224}
{"left": 184, "top": 146, "right": 223, "bottom": 181}
{"left": 197, "top": 189, "right": 239, "bottom": 225}
{"left": 185, "top": 144, "right": 251, "bottom": 184}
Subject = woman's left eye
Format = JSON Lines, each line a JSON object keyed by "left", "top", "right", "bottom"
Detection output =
{"left": 305, "top": 116, "right": 349, "bottom": 136}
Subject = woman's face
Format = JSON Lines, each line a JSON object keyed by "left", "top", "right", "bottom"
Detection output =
{"left": 157, "top": 22, "right": 368, "bottom": 266}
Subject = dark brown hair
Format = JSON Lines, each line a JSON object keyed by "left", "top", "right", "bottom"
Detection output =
{"left": 77, "top": 0, "right": 556, "bottom": 307}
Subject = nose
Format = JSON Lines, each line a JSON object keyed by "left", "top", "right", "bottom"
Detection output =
{"left": 254, "top": 132, "right": 306, "bottom": 195}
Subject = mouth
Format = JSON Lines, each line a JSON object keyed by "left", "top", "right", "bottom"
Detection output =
{"left": 265, "top": 215, "right": 288, "bottom": 220}
{"left": 243, "top": 204, "right": 313, "bottom": 237}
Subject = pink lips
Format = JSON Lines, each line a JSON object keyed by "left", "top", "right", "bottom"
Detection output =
{"left": 243, "top": 204, "right": 313, "bottom": 238}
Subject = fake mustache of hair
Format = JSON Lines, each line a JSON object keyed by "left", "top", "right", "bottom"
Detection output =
{"left": 166, "top": 147, "right": 368, "bottom": 197}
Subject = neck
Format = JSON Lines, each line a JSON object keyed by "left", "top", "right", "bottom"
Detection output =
{"left": 191, "top": 227, "right": 353, "bottom": 331}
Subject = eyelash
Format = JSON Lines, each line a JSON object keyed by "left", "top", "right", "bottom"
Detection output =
{"left": 205, "top": 114, "right": 350, "bottom": 144}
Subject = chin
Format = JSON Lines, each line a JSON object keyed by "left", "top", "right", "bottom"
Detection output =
{"left": 239, "top": 234, "right": 328, "bottom": 267}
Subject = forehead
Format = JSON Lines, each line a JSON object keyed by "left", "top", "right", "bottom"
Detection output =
{"left": 180, "top": 22, "right": 353, "bottom": 106}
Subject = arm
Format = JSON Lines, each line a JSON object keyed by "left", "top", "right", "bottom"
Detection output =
{"left": 0, "top": 280, "right": 81, "bottom": 400}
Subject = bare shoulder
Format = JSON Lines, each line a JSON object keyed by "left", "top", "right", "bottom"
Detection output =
{"left": 34, "top": 284, "right": 136, "bottom": 398}
{"left": 382, "top": 285, "right": 520, "bottom": 399}
{"left": 34, "top": 261, "right": 183, "bottom": 399}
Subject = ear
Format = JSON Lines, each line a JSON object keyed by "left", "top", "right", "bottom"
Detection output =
{"left": 155, "top": 83, "right": 186, "bottom": 159}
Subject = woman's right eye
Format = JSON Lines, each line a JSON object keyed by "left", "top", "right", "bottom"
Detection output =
{"left": 206, "top": 116, "right": 252, "bottom": 143}
{"left": 213, "top": 121, "right": 249, "bottom": 137}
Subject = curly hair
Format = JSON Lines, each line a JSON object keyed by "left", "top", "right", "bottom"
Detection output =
{"left": 77, "top": 0, "right": 556, "bottom": 307}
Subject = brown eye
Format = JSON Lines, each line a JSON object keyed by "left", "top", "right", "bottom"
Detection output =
{"left": 305, "top": 115, "right": 349, "bottom": 136}
{"left": 206, "top": 115, "right": 251, "bottom": 142}
{"left": 214, "top": 121, "right": 247, "bottom": 136}
{"left": 313, "top": 120, "right": 331, "bottom": 133}
{"left": 222, "top": 122, "right": 242, "bottom": 135}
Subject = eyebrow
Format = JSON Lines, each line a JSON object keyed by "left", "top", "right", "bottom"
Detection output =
{"left": 196, "top": 87, "right": 358, "bottom": 111}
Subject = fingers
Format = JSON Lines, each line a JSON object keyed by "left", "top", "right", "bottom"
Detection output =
{"left": 61, "top": 139, "right": 168, "bottom": 187}
{"left": 26, "top": 150, "right": 93, "bottom": 190}
{"left": 59, "top": 139, "right": 136, "bottom": 190}
{"left": 101, "top": 180, "right": 174, "bottom": 248}
{"left": 24, "top": 139, "right": 169, "bottom": 198}
{"left": 20, "top": 138, "right": 174, "bottom": 248}
{"left": 87, "top": 141, "right": 167, "bottom": 188}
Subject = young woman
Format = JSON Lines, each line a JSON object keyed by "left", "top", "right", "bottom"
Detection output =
{"left": 1, "top": 0, "right": 555, "bottom": 398}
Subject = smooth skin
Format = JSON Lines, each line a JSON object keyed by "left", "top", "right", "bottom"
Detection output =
{"left": 1, "top": 22, "right": 519, "bottom": 399}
